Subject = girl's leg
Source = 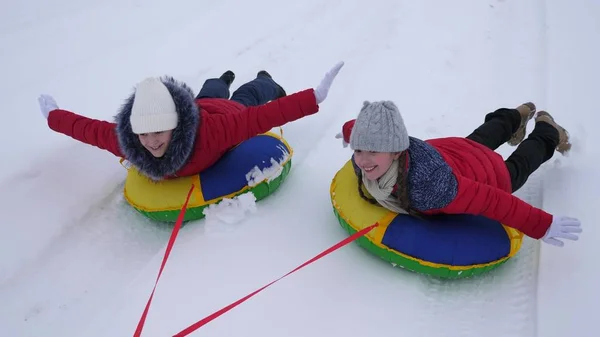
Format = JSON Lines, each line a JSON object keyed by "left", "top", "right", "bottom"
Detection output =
{"left": 466, "top": 103, "right": 536, "bottom": 150}
{"left": 195, "top": 71, "right": 235, "bottom": 100}
{"left": 230, "top": 71, "right": 286, "bottom": 106}
{"left": 506, "top": 111, "right": 569, "bottom": 192}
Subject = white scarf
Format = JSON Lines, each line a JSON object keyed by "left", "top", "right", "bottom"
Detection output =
{"left": 362, "top": 159, "right": 409, "bottom": 214}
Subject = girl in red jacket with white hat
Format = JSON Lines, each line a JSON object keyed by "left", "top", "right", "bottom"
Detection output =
{"left": 337, "top": 100, "right": 581, "bottom": 247}
{"left": 38, "top": 62, "right": 344, "bottom": 181}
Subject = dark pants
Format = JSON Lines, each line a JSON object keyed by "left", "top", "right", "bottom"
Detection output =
{"left": 466, "top": 108, "right": 559, "bottom": 192}
{"left": 195, "top": 75, "right": 282, "bottom": 106}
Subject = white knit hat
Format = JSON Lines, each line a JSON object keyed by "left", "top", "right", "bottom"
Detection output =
{"left": 129, "top": 77, "right": 178, "bottom": 134}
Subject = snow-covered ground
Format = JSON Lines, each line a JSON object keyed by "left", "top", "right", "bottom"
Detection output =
{"left": 0, "top": 0, "right": 597, "bottom": 336}
{"left": 536, "top": 1, "right": 600, "bottom": 336}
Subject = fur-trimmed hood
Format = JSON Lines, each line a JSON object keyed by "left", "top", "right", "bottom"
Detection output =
{"left": 114, "top": 76, "right": 200, "bottom": 181}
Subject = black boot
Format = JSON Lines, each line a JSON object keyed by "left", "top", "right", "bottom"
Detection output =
{"left": 219, "top": 70, "right": 235, "bottom": 87}
{"left": 257, "top": 70, "right": 286, "bottom": 98}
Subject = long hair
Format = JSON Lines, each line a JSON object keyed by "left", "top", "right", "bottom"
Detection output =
{"left": 395, "top": 151, "right": 422, "bottom": 217}
{"left": 357, "top": 151, "right": 422, "bottom": 217}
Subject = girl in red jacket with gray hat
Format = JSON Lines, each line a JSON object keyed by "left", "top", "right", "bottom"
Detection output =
{"left": 336, "top": 100, "right": 581, "bottom": 247}
{"left": 37, "top": 62, "right": 344, "bottom": 181}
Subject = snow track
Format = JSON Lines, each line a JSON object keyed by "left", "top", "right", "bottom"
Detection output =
{"left": 1, "top": 0, "right": 592, "bottom": 336}
{"left": 414, "top": 172, "right": 544, "bottom": 337}
{"left": 0, "top": 185, "right": 172, "bottom": 336}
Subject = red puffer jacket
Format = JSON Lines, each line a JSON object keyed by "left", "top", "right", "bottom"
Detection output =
{"left": 48, "top": 78, "right": 319, "bottom": 181}
{"left": 342, "top": 119, "right": 552, "bottom": 239}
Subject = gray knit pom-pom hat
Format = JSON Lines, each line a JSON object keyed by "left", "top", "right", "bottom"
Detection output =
{"left": 349, "top": 100, "right": 409, "bottom": 152}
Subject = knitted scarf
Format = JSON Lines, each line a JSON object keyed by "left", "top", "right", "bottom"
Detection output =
{"left": 362, "top": 159, "right": 408, "bottom": 214}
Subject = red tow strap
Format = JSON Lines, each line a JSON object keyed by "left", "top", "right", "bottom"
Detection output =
{"left": 173, "top": 222, "right": 378, "bottom": 336}
{"left": 133, "top": 183, "right": 377, "bottom": 336}
{"left": 133, "top": 184, "right": 195, "bottom": 337}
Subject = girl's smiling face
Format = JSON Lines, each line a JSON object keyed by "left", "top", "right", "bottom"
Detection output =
{"left": 353, "top": 150, "right": 401, "bottom": 180}
{"left": 137, "top": 130, "right": 173, "bottom": 157}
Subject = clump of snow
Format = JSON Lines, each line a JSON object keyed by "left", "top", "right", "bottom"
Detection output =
{"left": 201, "top": 145, "right": 289, "bottom": 234}
{"left": 202, "top": 192, "right": 257, "bottom": 232}
{"left": 245, "top": 145, "right": 290, "bottom": 187}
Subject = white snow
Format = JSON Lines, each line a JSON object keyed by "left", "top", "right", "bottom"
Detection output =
{"left": 245, "top": 144, "right": 290, "bottom": 187}
{"left": 202, "top": 192, "right": 257, "bottom": 234}
{"left": 0, "top": 0, "right": 597, "bottom": 336}
{"left": 535, "top": 1, "right": 600, "bottom": 336}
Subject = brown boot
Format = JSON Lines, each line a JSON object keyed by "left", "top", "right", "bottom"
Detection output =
{"left": 535, "top": 111, "right": 571, "bottom": 155}
{"left": 507, "top": 102, "right": 537, "bottom": 146}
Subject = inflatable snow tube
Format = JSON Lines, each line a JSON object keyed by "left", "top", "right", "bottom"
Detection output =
{"left": 330, "top": 160, "right": 524, "bottom": 279}
{"left": 121, "top": 131, "right": 293, "bottom": 222}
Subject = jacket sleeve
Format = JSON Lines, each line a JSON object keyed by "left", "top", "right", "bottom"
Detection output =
{"left": 209, "top": 88, "right": 319, "bottom": 150}
{"left": 440, "top": 175, "right": 553, "bottom": 239}
{"left": 48, "top": 109, "right": 124, "bottom": 158}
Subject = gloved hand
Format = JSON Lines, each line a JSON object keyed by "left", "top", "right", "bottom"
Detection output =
{"left": 38, "top": 94, "right": 59, "bottom": 119}
{"left": 335, "top": 132, "right": 348, "bottom": 148}
{"left": 542, "top": 215, "right": 582, "bottom": 247}
{"left": 314, "top": 61, "right": 344, "bottom": 104}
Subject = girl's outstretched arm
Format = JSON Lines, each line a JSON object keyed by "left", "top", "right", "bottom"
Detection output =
{"left": 440, "top": 174, "right": 553, "bottom": 239}
{"left": 208, "top": 88, "right": 319, "bottom": 150}
{"left": 210, "top": 61, "right": 344, "bottom": 150}
{"left": 39, "top": 94, "right": 124, "bottom": 157}
{"left": 47, "top": 109, "right": 124, "bottom": 158}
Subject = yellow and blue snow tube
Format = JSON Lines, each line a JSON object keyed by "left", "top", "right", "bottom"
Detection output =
{"left": 121, "top": 130, "right": 292, "bottom": 222}
{"left": 330, "top": 160, "right": 524, "bottom": 279}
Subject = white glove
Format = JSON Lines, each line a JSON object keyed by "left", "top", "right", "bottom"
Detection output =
{"left": 38, "top": 94, "right": 59, "bottom": 119}
{"left": 335, "top": 132, "right": 348, "bottom": 148}
{"left": 314, "top": 61, "right": 344, "bottom": 104}
{"left": 542, "top": 215, "right": 582, "bottom": 247}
